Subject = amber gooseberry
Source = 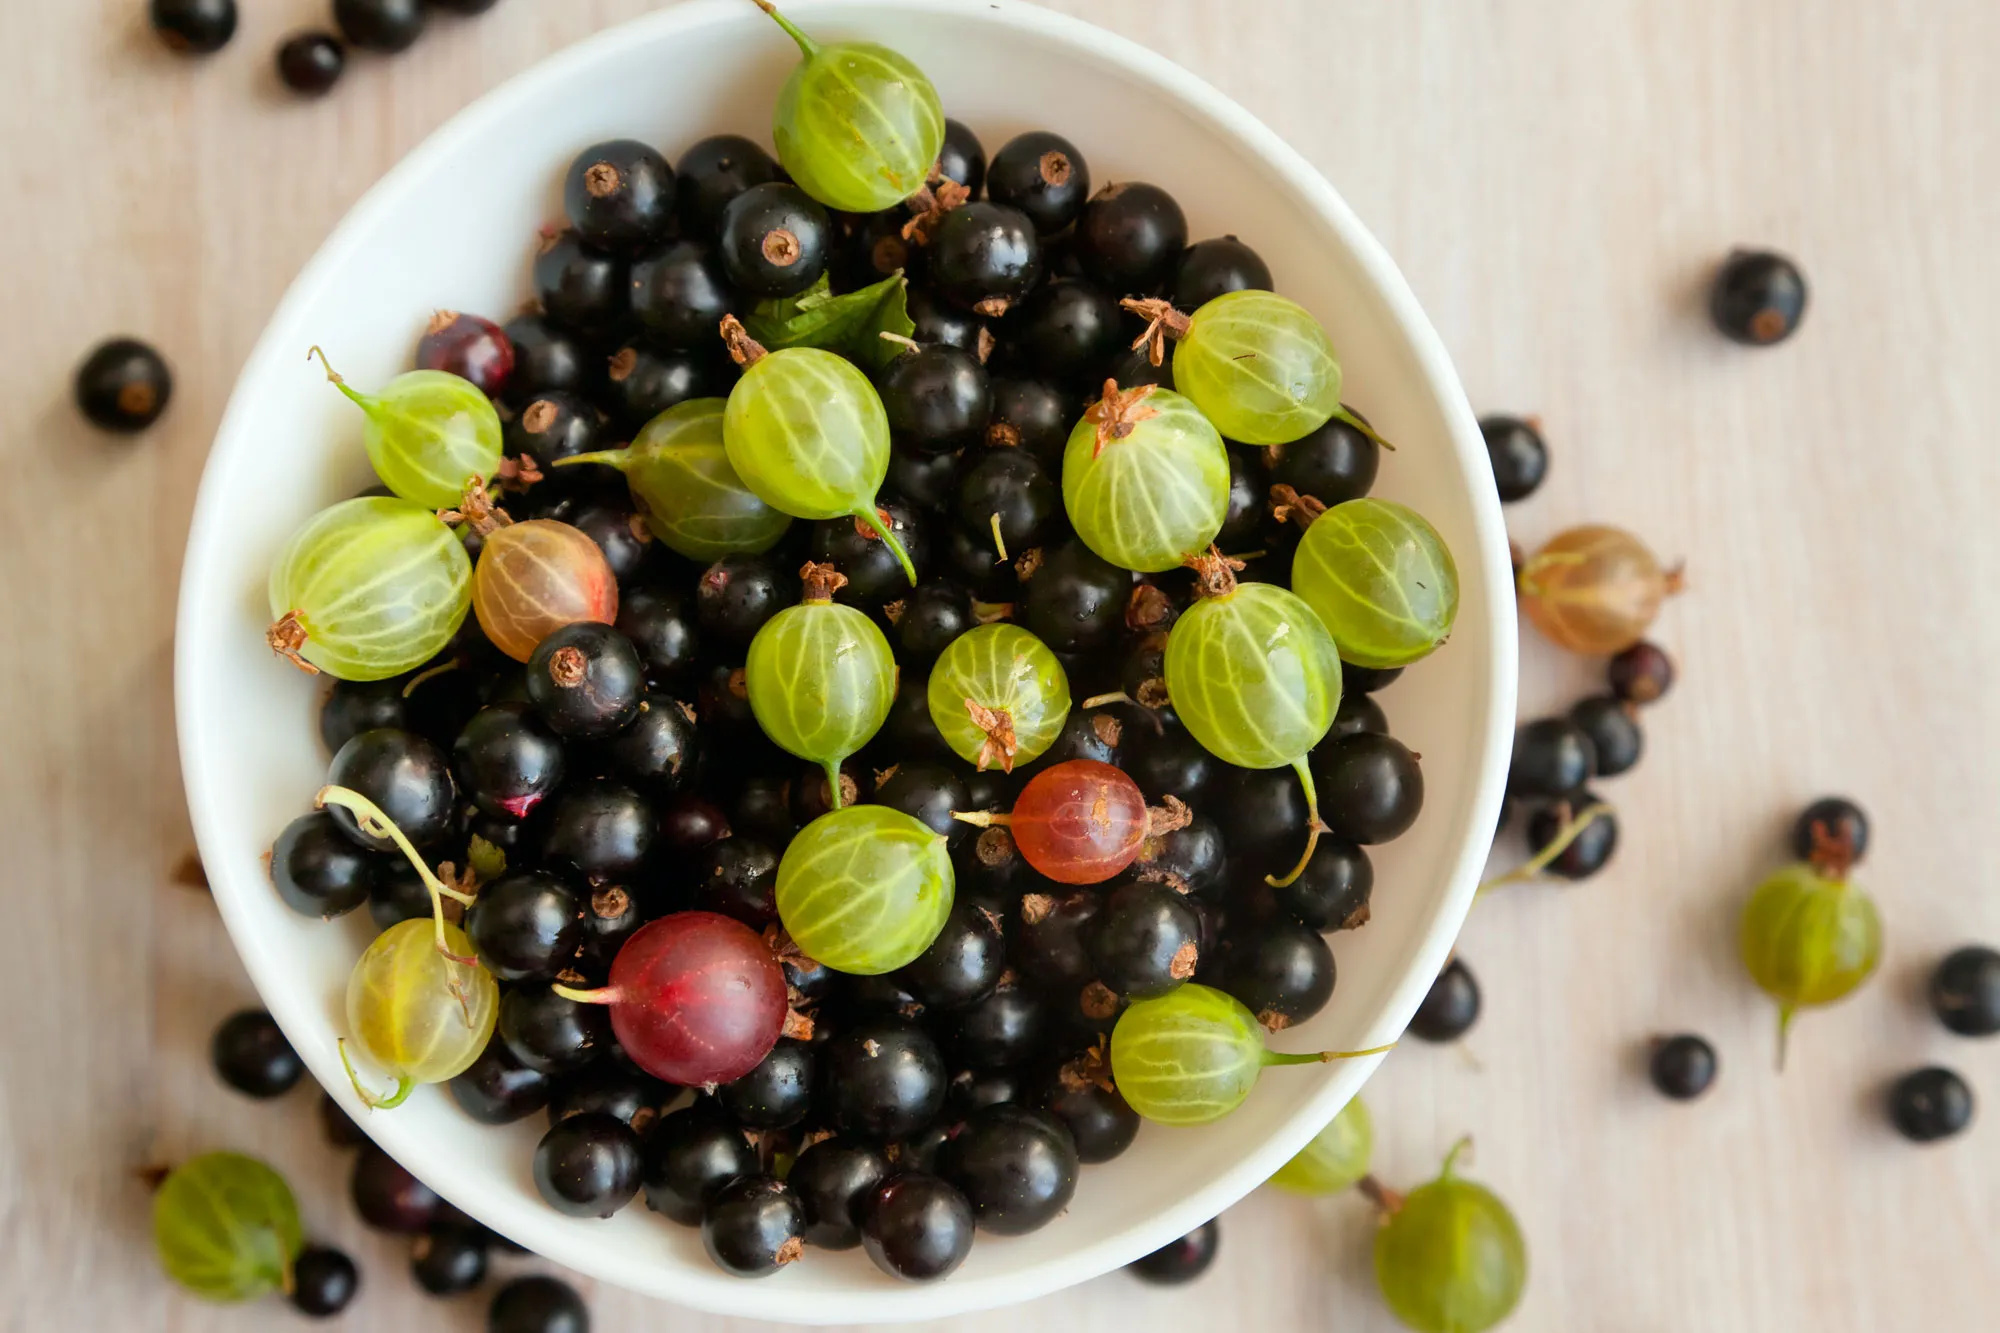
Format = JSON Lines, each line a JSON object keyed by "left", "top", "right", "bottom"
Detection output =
{"left": 1517, "top": 524, "right": 1681, "bottom": 656}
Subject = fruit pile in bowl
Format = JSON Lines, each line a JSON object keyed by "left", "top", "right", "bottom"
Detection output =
{"left": 176, "top": 0, "right": 1514, "bottom": 1321}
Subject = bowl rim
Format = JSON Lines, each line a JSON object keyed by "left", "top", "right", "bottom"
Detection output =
{"left": 175, "top": 0, "right": 1517, "bottom": 1321}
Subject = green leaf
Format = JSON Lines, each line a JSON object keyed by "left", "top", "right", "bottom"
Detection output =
{"left": 743, "top": 272, "right": 914, "bottom": 372}
{"left": 466, "top": 834, "right": 506, "bottom": 885}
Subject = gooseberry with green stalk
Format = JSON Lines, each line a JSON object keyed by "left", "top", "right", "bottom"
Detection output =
{"left": 745, "top": 562, "right": 897, "bottom": 804}
{"left": 1062, "top": 379, "right": 1229, "bottom": 572}
{"left": 266, "top": 495, "right": 472, "bottom": 681}
{"left": 1268, "top": 1095, "right": 1373, "bottom": 1195}
{"left": 754, "top": 0, "right": 945, "bottom": 214}
{"left": 1163, "top": 548, "right": 1343, "bottom": 887}
{"left": 151, "top": 1152, "right": 304, "bottom": 1303}
{"left": 1279, "top": 489, "right": 1459, "bottom": 669}
{"left": 318, "top": 786, "right": 497, "bottom": 1109}
{"left": 1109, "top": 983, "right": 1392, "bottom": 1126}
{"left": 925, "top": 623, "right": 1072, "bottom": 772}
{"left": 1369, "top": 1138, "right": 1528, "bottom": 1333}
{"left": 719, "top": 315, "right": 915, "bottom": 584}
{"left": 1124, "top": 292, "right": 1386, "bottom": 448}
{"left": 1739, "top": 825, "right": 1882, "bottom": 1069}
{"left": 308, "top": 347, "right": 503, "bottom": 509}
{"left": 775, "top": 804, "right": 954, "bottom": 974}
{"left": 556, "top": 397, "right": 793, "bottom": 561}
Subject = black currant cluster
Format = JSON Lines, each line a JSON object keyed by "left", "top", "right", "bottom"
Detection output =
{"left": 146, "top": 0, "right": 503, "bottom": 98}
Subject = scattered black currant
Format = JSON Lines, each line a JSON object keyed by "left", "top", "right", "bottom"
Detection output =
{"left": 1508, "top": 717, "right": 1596, "bottom": 800}
{"left": 1033, "top": 1057, "right": 1140, "bottom": 1164}
{"left": 211, "top": 1009, "right": 304, "bottom": 1098}
{"left": 489, "top": 1276, "right": 590, "bottom": 1333}
{"left": 958, "top": 447, "right": 1059, "bottom": 557}
{"left": 503, "top": 316, "right": 595, "bottom": 401}
{"left": 1710, "top": 248, "right": 1808, "bottom": 345}
{"left": 604, "top": 343, "right": 722, "bottom": 432}
{"left": 812, "top": 501, "right": 929, "bottom": 602}
{"left": 1887, "top": 1066, "right": 1974, "bottom": 1143}
{"left": 506, "top": 391, "right": 607, "bottom": 470}
{"left": 1929, "top": 945, "right": 2000, "bottom": 1038}
{"left": 1330, "top": 691, "right": 1389, "bottom": 740}
{"left": 352, "top": 1143, "right": 445, "bottom": 1233}
{"left": 1270, "top": 837, "right": 1372, "bottom": 931}
{"left": 1649, "top": 1034, "right": 1717, "bottom": 1100}
{"left": 74, "top": 338, "right": 172, "bottom": 432}
{"left": 1607, "top": 640, "right": 1676, "bottom": 705}
{"left": 1128, "top": 1217, "right": 1219, "bottom": 1285}
{"left": 1343, "top": 663, "right": 1404, "bottom": 695}
{"left": 276, "top": 31, "right": 346, "bottom": 95}
{"left": 547, "top": 1064, "right": 667, "bottom": 1132}
{"left": 1024, "top": 539, "right": 1130, "bottom": 655}
{"left": 889, "top": 582, "right": 974, "bottom": 663}
{"left": 270, "top": 810, "right": 379, "bottom": 918}
{"left": 1791, "top": 795, "right": 1868, "bottom": 865}
{"left": 1525, "top": 796, "right": 1618, "bottom": 879}
{"left": 319, "top": 1090, "right": 368, "bottom": 1149}
{"left": 333, "top": 0, "right": 427, "bottom": 54}
{"left": 1479, "top": 414, "right": 1549, "bottom": 503}
{"left": 289, "top": 1244, "right": 360, "bottom": 1317}
{"left": 1569, "top": 695, "right": 1643, "bottom": 778}
{"left": 1409, "top": 958, "right": 1480, "bottom": 1042}
{"left": 150, "top": 0, "right": 237, "bottom": 54}
{"left": 693, "top": 835, "right": 779, "bottom": 927}
{"left": 605, "top": 695, "right": 702, "bottom": 795}
{"left": 985, "top": 376, "right": 1075, "bottom": 467}
{"left": 411, "top": 1225, "right": 488, "bottom": 1296}
{"left": 905, "top": 285, "right": 986, "bottom": 352}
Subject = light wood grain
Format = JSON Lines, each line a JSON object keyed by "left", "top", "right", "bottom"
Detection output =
{"left": 4, "top": 1, "right": 1999, "bottom": 1330}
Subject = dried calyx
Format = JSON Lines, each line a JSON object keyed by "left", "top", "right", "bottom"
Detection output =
{"left": 720, "top": 314, "right": 768, "bottom": 367}
{"left": 1083, "top": 379, "right": 1163, "bottom": 457}
{"left": 901, "top": 173, "right": 972, "bottom": 244}
{"left": 1182, "top": 546, "right": 1246, "bottom": 599}
{"left": 439, "top": 476, "right": 514, "bottom": 536}
{"left": 962, "top": 699, "right": 1019, "bottom": 772}
{"left": 1269, "top": 483, "right": 1328, "bottom": 529}
{"left": 1120, "top": 297, "right": 1192, "bottom": 367}
{"left": 800, "top": 561, "right": 849, "bottom": 604}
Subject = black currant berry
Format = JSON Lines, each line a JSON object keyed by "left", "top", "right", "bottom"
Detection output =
{"left": 534, "top": 229, "right": 631, "bottom": 340}
{"left": 675, "top": 134, "right": 781, "bottom": 239}
{"left": 332, "top": 0, "right": 426, "bottom": 52}
{"left": 986, "top": 131, "right": 1090, "bottom": 235}
{"left": 1271, "top": 838, "right": 1372, "bottom": 931}
{"left": 532, "top": 1111, "right": 642, "bottom": 1218}
{"left": 1004, "top": 280, "right": 1124, "bottom": 383}
{"left": 502, "top": 317, "right": 595, "bottom": 401}
{"left": 211, "top": 1009, "right": 303, "bottom": 1098}
{"left": 1264, "top": 415, "right": 1378, "bottom": 508}
{"left": 464, "top": 871, "right": 586, "bottom": 982}
{"left": 1479, "top": 414, "right": 1549, "bottom": 503}
{"left": 1887, "top": 1066, "right": 1974, "bottom": 1143}
{"left": 270, "top": 810, "right": 379, "bottom": 918}
{"left": 616, "top": 586, "right": 701, "bottom": 685}
{"left": 1929, "top": 945, "right": 2000, "bottom": 1038}
{"left": 958, "top": 447, "right": 1059, "bottom": 556}
{"left": 630, "top": 242, "right": 739, "bottom": 350}
{"left": 1569, "top": 695, "right": 1643, "bottom": 778}
{"left": 1409, "top": 958, "right": 1480, "bottom": 1042}
{"left": 505, "top": 390, "right": 607, "bottom": 471}
{"left": 900, "top": 906, "right": 1006, "bottom": 1010}
{"left": 527, "top": 623, "right": 644, "bottom": 739}
{"left": 454, "top": 703, "right": 566, "bottom": 821}
{"left": 542, "top": 780, "right": 657, "bottom": 884}
{"left": 351, "top": 1143, "right": 444, "bottom": 1233}
{"left": 604, "top": 694, "right": 701, "bottom": 795}
{"left": 861, "top": 1173, "right": 975, "bottom": 1281}
{"left": 717, "top": 1037, "right": 815, "bottom": 1129}
{"left": 151, "top": 0, "right": 236, "bottom": 54}
{"left": 1508, "top": 718, "right": 1596, "bottom": 800}
{"left": 889, "top": 582, "right": 974, "bottom": 663}
{"left": 880, "top": 343, "right": 992, "bottom": 454}
{"left": 1171, "top": 235, "right": 1272, "bottom": 310}
{"left": 326, "top": 728, "right": 457, "bottom": 850}
{"left": 905, "top": 285, "right": 986, "bottom": 352}
{"left": 1032, "top": 1057, "right": 1140, "bottom": 1164}
{"left": 1791, "top": 796, "right": 1869, "bottom": 865}
{"left": 289, "top": 1245, "right": 359, "bottom": 1317}
{"left": 790, "top": 1138, "right": 890, "bottom": 1250}
{"left": 1024, "top": 540, "right": 1129, "bottom": 655}
{"left": 702, "top": 1175, "right": 806, "bottom": 1277}
{"left": 1129, "top": 1217, "right": 1218, "bottom": 1284}
{"left": 547, "top": 1064, "right": 668, "bottom": 1131}
{"left": 985, "top": 376, "right": 1074, "bottom": 468}
{"left": 75, "top": 338, "right": 172, "bottom": 432}
{"left": 1607, "top": 640, "right": 1675, "bottom": 706}
{"left": 694, "top": 836, "right": 780, "bottom": 928}
{"left": 823, "top": 1019, "right": 947, "bottom": 1143}
{"left": 1074, "top": 182, "right": 1187, "bottom": 295}
{"left": 929, "top": 203, "right": 1042, "bottom": 316}
{"left": 1090, "top": 879, "right": 1201, "bottom": 1000}
{"left": 564, "top": 139, "right": 676, "bottom": 256}
{"left": 1526, "top": 796, "right": 1619, "bottom": 879}
{"left": 642, "top": 1104, "right": 758, "bottom": 1224}
{"left": 1221, "top": 920, "right": 1336, "bottom": 1029}
{"left": 499, "top": 983, "right": 610, "bottom": 1075}
{"left": 410, "top": 1225, "right": 488, "bottom": 1296}
{"left": 937, "top": 117, "right": 988, "bottom": 196}
{"left": 944, "top": 979, "right": 1048, "bottom": 1071}
{"left": 276, "top": 32, "right": 345, "bottom": 95}
{"left": 489, "top": 1276, "right": 589, "bottom": 1333}
{"left": 698, "top": 555, "right": 799, "bottom": 647}
{"left": 718, "top": 182, "right": 831, "bottom": 299}
{"left": 604, "top": 343, "right": 722, "bottom": 432}
{"left": 812, "top": 501, "right": 929, "bottom": 603}
{"left": 937, "top": 1104, "right": 1078, "bottom": 1236}
{"left": 1710, "top": 248, "right": 1808, "bottom": 346}
{"left": 1649, "top": 1034, "right": 1717, "bottom": 1100}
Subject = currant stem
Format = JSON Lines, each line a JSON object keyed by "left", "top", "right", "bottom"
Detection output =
{"left": 1477, "top": 802, "right": 1614, "bottom": 893}
{"left": 1439, "top": 1134, "right": 1473, "bottom": 1179}
{"left": 951, "top": 810, "right": 1011, "bottom": 829}
{"left": 1357, "top": 1173, "right": 1404, "bottom": 1216}
{"left": 855, "top": 505, "right": 918, "bottom": 584}
{"left": 339, "top": 1038, "right": 414, "bottom": 1110}
{"left": 752, "top": 0, "right": 819, "bottom": 58}
{"left": 1262, "top": 1041, "right": 1397, "bottom": 1067}
{"left": 989, "top": 513, "right": 1009, "bottom": 563}
{"left": 307, "top": 345, "right": 370, "bottom": 411}
{"left": 1774, "top": 1004, "right": 1796, "bottom": 1072}
{"left": 315, "top": 786, "right": 478, "bottom": 969}
{"left": 553, "top": 449, "right": 634, "bottom": 472}
{"left": 400, "top": 657, "right": 463, "bottom": 699}
{"left": 1331, "top": 405, "right": 1395, "bottom": 451}
{"left": 1266, "top": 759, "right": 1325, "bottom": 888}
{"left": 1081, "top": 691, "right": 1133, "bottom": 709}
{"left": 550, "top": 983, "right": 619, "bottom": 1005}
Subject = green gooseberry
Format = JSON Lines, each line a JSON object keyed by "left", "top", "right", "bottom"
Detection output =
{"left": 1269, "top": 1095, "right": 1373, "bottom": 1194}
{"left": 557, "top": 398, "right": 793, "bottom": 561}
{"left": 1372, "top": 1139, "right": 1528, "bottom": 1333}
{"left": 756, "top": 0, "right": 946, "bottom": 213}
{"left": 745, "top": 562, "right": 897, "bottom": 803}
{"left": 310, "top": 347, "right": 503, "bottom": 509}
{"left": 775, "top": 804, "right": 954, "bottom": 975}
{"left": 925, "top": 623, "right": 1072, "bottom": 772}
{"left": 1062, "top": 381, "right": 1229, "bottom": 572}
{"left": 1739, "top": 859, "right": 1882, "bottom": 1067}
{"left": 1289, "top": 496, "right": 1460, "bottom": 669}
{"left": 151, "top": 1152, "right": 303, "bottom": 1302}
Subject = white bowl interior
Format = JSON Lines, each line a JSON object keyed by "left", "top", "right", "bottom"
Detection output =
{"left": 175, "top": 0, "right": 1516, "bottom": 1322}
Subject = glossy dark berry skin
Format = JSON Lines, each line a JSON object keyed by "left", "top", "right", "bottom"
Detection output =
{"left": 502, "top": 316, "right": 595, "bottom": 401}
{"left": 1074, "top": 182, "right": 1188, "bottom": 295}
{"left": 351, "top": 1143, "right": 445, "bottom": 1233}
{"left": 368, "top": 862, "right": 435, "bottom": 930}
{"left": 1033, "top": 1065, "right": 1139, "bottom": 1163}
{"left": 1791, "top": 796, "right": 1869, "bottom": 864}
{"left": 937, "top": 117, "right": 988, "bottom": 196}
{"left": 1024, "top": 540, "right": 1130, "bottom": 655}
{"left": 564, "top": 139, "right": 676, "bottom": 256}
{"left": 1649, "top": 1034, "right": 1717, "bottom": 1100}
{"left": 289, "top": 1245, "right": 359, "bottom": 1317}
{"left": 659, "top": 793, "right": 733, "bottom": 855}
{"left": 504, "top": 390, "right": 607, "bottom": 472}
{"left": 1929, "top": 946, "right": 2000, "bottom": 1037}
{"left": 930, "top": 203, "right": 1043, "bottom": 315}
{"left": 276, "top": 31, "right": 345, "bottom": 95}
{"left": 642, "top": 1104, "right": 759, "bottom": 1224}
{"left": 1272, "top": 838, "right": 1372, "bottom": 931}
{"left": 465, "top": 871, "right": 586, "bottom": 982}
{"left": 1107, "top": 341, "right": 1173, "bottom": 392}
{"left": 211, "top": 1009, "right": 304, "bottom": 1098}
{"left": 629, "top": 242, "right": 738, "bottom": 350}
{"left": 1508, "top": 717, "right": 1596, "bottom": 800}
{"left": 861, "top": 1173, "right": 976, "bottom": 1282}
{"left": 938, "top": 1104, "right": 1078, "bottom": 1236}
{"left": 872, "top": 755, "right": 970, "bottom": 837}
{"left": 718, "top": 182, "right": 831, "bottom": 299}
{"left": 333, "top": 0, "right": 426, "bottom": 54}
{"left": 730, "top": 776, "right": 796, "bottom": 848}
{"left": 985, "top": 376, "right": 1073, "bottom": 468}
{"left": 1526, "top": 795, "right": 1619, "bottom": 879}
{"left": 542, "top": 781, "right": 657, "bottom": 885}
{"left": 616, "top": 587, "right": 700, "bottom": 685}
{"left": 327, "top": 728, "right": 458, "bottom": 850}
{"left": 534, "top": 230, "right": 631, "bottom": 340}
{"left": 890, "top": 582, "right": 972, "bottom": 664}
{"left": 74, "top": 338, "right": 172, "bottom": 432}
{"left": 945, "top": 982, "right": 1048, "bottom": 1071}
{"left": 548, "top": 1063, "right": 667, "bottom": 1133}
{"left": 716, "top": 1037, "right": 814, "bottom": 1129}
{"left": 905, "top": 286, "right": 986, "bottom": 353}
{"left": 1005, "top": 280, "right": 1124, "bottom": 383}
{"left": 605, "top": 695, "right": 701, "bottom": 795}
{"left": 1569, "top": 695, "right": 1643, "bottom": 778}
{"left": 454, "top": 703, "right": 565, "bottom": 821}
{"left": 451, "top": 1038, "right": 552, "bottom": 1124}
{"left": 489, "top": 1276, "right": 590, "bottom": 1333}
{"left": 270, "top": 810, "right": 379, "bottom": 918}
{"left": 702, "top": 1175, "right": 806, "bottom": 1277}
{"left": 697, "top": 555, "right": 798, "bottom": 647}
{"left": 899, "top": 906, "right": 1006, "bottom": 1010}
{"left": 1222, "top": 921, "right": 1336, "bottom": 1028}
{"left": 1343, "top": 663, "right": 1403, "bottom": 695}
{"left": 1887, "top": 1066, "right": 1974, "bottom": 1142}
{"left": 823, "top": 1019, "right": 947, "bottom": 1143}
{"left": 836, "top": 209, "right": 921, "bottom": 291}
{"left": 604, "top": 343, "right": 722, "bottom": 432}
{"left": 1265, "top": 416, "right": 1379, "bottom": 507}
{"left": 811, "top": 501, "right": 929, "bottom": 603}
{"left": 675, "top": 134, "right": 782, "bottom": 239}
{"left": 1606, "top": 641, "right": 1674, "bottom": 706}
{"left": 533, "top": 1111, "right": 643, "bottom": 1217}
{"left": 958, "top": 447, "right": 1058, "bottom": 555}
{"left": 411, "top": 1225, "right": 488, "bottom": 1296}
{"left": 1011, "top": 889, "right": 1099, "bottom": 992}
{"left": 691, "top": 836, "right": 778, "bottom": 928}
{"left": 939, "top": 525, "right": 1019, "bottom": 602}
{"left": 320, "top": 679, "right": 406, "bottom": 753}
{"left": 499, "top": 983, "right": 611, "bottom": 1075}
{"left": 1129, "top": 1217, "right": 1219, "bottom": 1285}
{"left": 1479, "top": 414, "right": 1549, "bottom": 502}
{"left": 986, "top": 131, "right": 1090, "bottom": 235}
{"left": 428, "top": 0, "right": 502, "bottom": 11}
{"left": 415, "top": 310, "right": 512, "bottom": 396}
{"left": 1409, "top": 958, "right": 1480, "bottom": 1042}
{"left": 1124, "top": 723, "right": 1217, "bottom": 806}
{"left": 1131, "top": 817, "right": 1224, "bottom": 897}
{"left": 527, "top": 623, "right": 645, "bottom": 740}
{"left": 790, "top": 1139, "right": 890, "bottom": 1250}
{"left": 1218, "top": 765, "right": 1311, "bottom": 869}
{"left": 1171, "top": 235, "right": 1273, "bottom": 310}
{"left": 1090, "top": 880, "right": 1201, "bottom": 1000}
{"left": 1710, "top": 249, "right": 1808, "bottom": 345}
{"left": 880, "top": 344, "right": 992, "bottom": 454}
{"left": 151, "top": 0, "right": 236, "bottom": 53}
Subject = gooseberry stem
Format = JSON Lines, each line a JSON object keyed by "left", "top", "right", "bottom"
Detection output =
{"left": 751, "top": 0, "right": 818, "bottom": 57}
{"left": 307, "top": 345, "right": 371, "bottom": 412}
{"left": 855, "top": 505, "right": 918, "bottom": 584}
{"left": 823, "top": 760, "right": 846, "bottom": 811}
{"left": 1774, "top": 1004, "right": 1796, "bottom": 1072}
{"left": 1081, "top": 691, "right": 1133, "bottom": 709}
{"left": 1357, "top": 1173, "right": 1404, "bottom": 1215}
{"left": 550, "top": 983, "right": 619, "bottom": 1005}
{"left": 554, "top": 449, "right": 634, "bottom": 472}
{"left": 1265, "top": 759, "right": 1326, "bottom": 888}
{"left": 401, "top": 656, "right": 463, "bottom": 699}
{"left": 1477, "top": 802, "right": 1614, "bottom": 893}
{"left": 1439, "top": 1134, "right": 1473, "bottom": 1178}
{"left": 1331, "top": 405, "right": 1395, "bottom": 451}
{"left": 1262, "top": 1041, "right": 1398, "bottom": 1067}
{"left": 338, "top": 1038, "right": 414, "bottom": 1110}
{"left": 315, "top": 786, "right": 478, "bottom": 971}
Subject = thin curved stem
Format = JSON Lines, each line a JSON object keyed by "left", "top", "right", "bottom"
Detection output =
{"left": 855, "top": 505, "right": 918, "bottom": 585}
{"left": 1266, "top": 759, "right": 1325, "bottom": 888}
{"left": 551, "top": 449, "right": 632, "bottom": 472}
{"left": 315, "top": 787, "right": 478, "bottom": 969}
{"left": 400, "top": 657, "right": 463, "bottom": 699}
{"left": 1332, "top": 405, "right": 1395, "bottom": 451}
{"left": 551, "top": 983, "right": 619, "bottom": 1006}
{"left": 1356, "top": 1173, "right": 1404, "bottom": 1216}
{"left": 823, "top": 759, "right": 845, "bottom": 811}
{"left": 1478, "top": 803, "right": 1614, "bottom": 893}
{"left": 950, "top": 810, "right": 1011, "bottom": 829}
{"left": 338, "top": 1038, "right": 414, "bottom": 1110}
{"left": 751, "top": 0, "right": 819, "bottom": 57}
{"left": 1439, "top": 1134, "right": 1473, "bottom": 1180}
{"left": 1080, "top": 691, "right": 1133, "bottom": 709}
{"left": 1263, "top": 1041, "right": 1398, "bottom": 1067}
{"left": 989, "top": 513, "right": 1009, "bottom": 563}
{"left": 1774, "top": 1004, "right": 1795, "bottom": 1072}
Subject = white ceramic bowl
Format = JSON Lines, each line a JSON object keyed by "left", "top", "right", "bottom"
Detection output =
{"left": 176, "top": 0, "right": 1516, "bottom": 1321}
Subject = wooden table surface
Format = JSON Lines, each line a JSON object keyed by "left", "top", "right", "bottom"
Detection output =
{"left": 5, "top": 1, "right": 1998, "bottom": 1329}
